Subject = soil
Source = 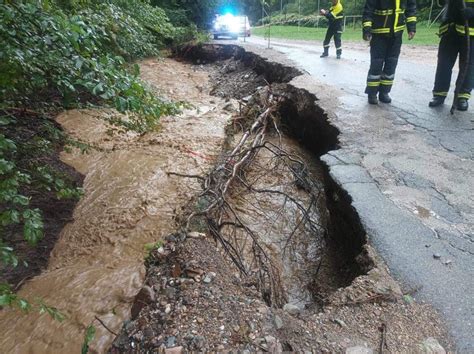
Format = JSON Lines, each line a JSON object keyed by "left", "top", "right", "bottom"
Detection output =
{"left": 109, "top": 55, "right": 453, "bottom": 353}
{"left": 0, "top": 111, "right": 83, "bottom": 288}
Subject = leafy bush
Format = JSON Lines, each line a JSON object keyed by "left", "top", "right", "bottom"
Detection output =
{"left": 0, "top": 0, "right": 194, "bottom": 299}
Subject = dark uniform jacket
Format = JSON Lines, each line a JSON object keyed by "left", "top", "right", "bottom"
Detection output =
{"left": 363, "top": 0, "right": 417, "bottom": 35}
{"left": 326, "top": 0, "right": 344, "bottom": 29}
{"left": 439, "top": 0, "right": 474, "bottom": 36}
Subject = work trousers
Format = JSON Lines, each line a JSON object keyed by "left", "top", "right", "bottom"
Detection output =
{"left": 433, "top": 30, "right": 474, "bottom": 100}
{"left": 365, "top": 33, "right": 402, "bottom": 95}
{"left": 323, "top": 22, "right": 342, "bottom": 55}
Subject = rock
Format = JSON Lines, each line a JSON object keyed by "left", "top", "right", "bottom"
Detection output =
{"left": 197, "top": 317, "right": 204, "bottom": 324}
{"left": 334, "top": 318, "right": 346, "bottom": 327}
{"left": 223, "top": 102, "right": 236, "bottom": 112}
{"left": 443, "top": 259, "right": 452, "bottom": 265}
{"left": 433, "top": 253, "right": 441, "bottom": 259}
{"left": 274, "top": 314, "right": 284, "bottom": 329}
{"left": 419, "top": 337, "right": 446, "bottom": 353}
{"left": 203, "top": 272, "right": 216, "bottom": 284}
{"left": 345, "top": 346, "right": 374, "bottom": 354}
{"left": 187, "top": 231, "right": 205, "bottom": 239}
{"left": 283, "top": 303, "right": 301, "bottom": 316}
{"left": 130, "top": 286, "right": 155, "bottom": 319}
{"left": 165, "top": 336, "right": 177, "bottom": 348}
{"left": 265, "top": 336, "right": 282, "bottom": 353}
{"left": 164, "top": 304, "right": 171, "bottom": 314}
{"left": 165, "top": 346, "right": 183, "bottom": 354}
{"left": 190, "top": 336, "right": 206, "bottom": 350}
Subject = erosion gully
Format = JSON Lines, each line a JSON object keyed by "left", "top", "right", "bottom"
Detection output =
{"left": 0, "top": 45, "right": 449, "bottom": 353}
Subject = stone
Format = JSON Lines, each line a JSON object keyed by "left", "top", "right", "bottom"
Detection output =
{"left": 419, "top": 337, "right": 446, "bottom": 354}
{"left": 274, "top": 315, "right": 284, "bottom": 329}
{"left": 130, "top": 286, "right": 155, "bottom": 319}
{"left": 165, "top": 346, "right": 183, "bottom": 354}
{"left": 165, "top": 336, "right": 177, "bottom": 348}
{"left": 443, "top": 259, "right": 453, "bottom": 265}
{"left": 164, "top": 304, "right": 172, "bottom": 314}
{"left": 334, "top": 318, "right": 346, "bottom": 327}
{"left": 345, "top": 346, "right": 374, "bottom": 354}
{"left": 203, "top": 272, "right": 216, "bottom": 284}
{"left": 187, "top": 231, "right": 205, "bottom": 239}
{"left": 283, "top": 303, "right": 300, "bottom": 315}
{"left": 223, "top": 102, "right": 236, "bottom": 112}
{"left": 433, "top": 253, "right": 441, "bottom": 259}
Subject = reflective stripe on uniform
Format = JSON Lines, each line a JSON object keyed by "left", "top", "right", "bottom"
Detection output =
{"left": 324, "top": 44, "right": 330, "bottom": 47}
{"left": 363, "top": 21, "right": 372, "bottom": 27}
{"left": 406, "top": 16, "right": 416, "bottom": 23}
{"left": 367, "top": 82, "right": 380, "bottom": 87}
{"left": 394, "top": 0, "right": 401, "bottom": 32}
{"left": 368, "top": 74, "right": 381, "bottom": 80}
{"left": 455, "top": 25, "right": 474, "bottom": 36}
{"left": 372, "top": 28, "right": 390, "bottom": 33}
{"left": 382, "top": 74, "right": 395, "bottom": 79}
{"left": 380, "top": 80, "right": 394, "bottom": 85}
{"left": 458, "top": 93, "right": 471, "bottom": 99}
{"left": 433, "top": 91, "right": 448, "bottom": 97}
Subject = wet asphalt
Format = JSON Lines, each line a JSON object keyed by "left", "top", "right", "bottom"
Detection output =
{"left": 230, "top": 36, "right": 474, "bottom": 351}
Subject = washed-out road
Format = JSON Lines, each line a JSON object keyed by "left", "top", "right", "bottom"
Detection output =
{"left": 224, "top": 35, "right": 473, "bottom": 350}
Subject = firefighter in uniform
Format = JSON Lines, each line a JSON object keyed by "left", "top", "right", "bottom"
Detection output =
{"left": 320, "top": 0, "right": 344, "bottom": 59}
{"left": 429, "top": 0, "right": 474, "bottom": 111}
{"left": 362, "top": 0, "right": 417, "bottom": 104}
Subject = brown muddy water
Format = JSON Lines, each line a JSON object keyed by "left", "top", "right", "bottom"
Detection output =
{"left": 0, "top": 59, "right": 232, "bottom": 353}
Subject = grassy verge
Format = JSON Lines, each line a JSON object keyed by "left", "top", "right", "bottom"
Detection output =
{"left": 252, "top": 24, "right": 440, "bottom": 46}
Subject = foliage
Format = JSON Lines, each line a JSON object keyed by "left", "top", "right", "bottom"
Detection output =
{"left": 0, "top": 0, "right": 196, "bottom": 310}
{"left": 0, "top": 283, "right": 65, "bottom": 321}
{"left": 81, "top": 324, "right": 96, "bottom": 354}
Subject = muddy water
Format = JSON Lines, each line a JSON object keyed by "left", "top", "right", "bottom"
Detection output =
{"left": 222, "top": 134, "right": 340, "bottom": 309}
{"left": 0, "top": 59, "right": 232, "bottom": 353}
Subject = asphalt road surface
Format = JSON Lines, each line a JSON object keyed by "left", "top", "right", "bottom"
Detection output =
{"left": 231, "top": 36, "right": 473, "bottom": 351}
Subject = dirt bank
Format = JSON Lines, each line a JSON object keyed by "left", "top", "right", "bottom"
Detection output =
{"left": 0, "top": 58, "right": 232, "bottom": 353}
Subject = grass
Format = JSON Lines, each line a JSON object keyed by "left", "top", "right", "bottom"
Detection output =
{"left": 252, "top": 24, "right": 440, "bottom": 46}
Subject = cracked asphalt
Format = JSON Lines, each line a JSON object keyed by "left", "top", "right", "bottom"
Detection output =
{"left": 230, "top": 36, "right": 473, "bottom": 350}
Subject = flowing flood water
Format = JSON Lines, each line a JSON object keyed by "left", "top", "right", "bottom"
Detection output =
{"left": 0, "top": 59, "right": 231, "bottom": 353}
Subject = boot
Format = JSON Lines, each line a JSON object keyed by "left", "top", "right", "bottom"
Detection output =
{"left": 457, "top": 98, "right": 469, "bottom": 111}
{"left": 429, "top": 96, "right": 445, "bottom": 107}
{"left": 320, "top": 48, "right": 329, "bottom": 58}
{"left": 368, "top": 94, "right": 378, "bottom": 105}
{"left": 336, "top": 54, "right": 341, "bottom": 59}
{"left": 379, "top": 92, "right": 392, "bottom": 103}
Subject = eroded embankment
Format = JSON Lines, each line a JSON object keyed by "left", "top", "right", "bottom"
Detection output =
{"left": 0, "top": 59, "right": 233, "bottom": 353}
{"left": 109, "top": 46, "right": 450, "bottom": 353}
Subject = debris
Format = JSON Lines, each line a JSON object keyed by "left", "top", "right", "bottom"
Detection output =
{"left": 274, "top": 315, "right": 284, "bottom": 329}
{"left": 188, "top": 231, "right": 205, "bottom": 239}
{"left": 130, "top": 286, "right": 155, "bottom": 319}
{"left": 165, "top": 336, "right": 177, "bottom": 348}
{"left": 283, "top": 303, "right": 300, "bottom": 316}
{"left": 433, "top": 253, "right": 441, "bottom": 259}
{"left": 334, "top": 318, "right": 346, "bottom": 327}
{"left": 165, "top": 346, "right": 183, "bottom": 354}
{"left": 345, "top": 346, "right": 374, "bottom": 354}
{"left": 442, "top": 259, "right": 452, "bottom": 265}
{"left": 199, "top": 272, "right": 214, "bottom": 285}
{"left": 419, "top": 337, "right": 446, "bottom": 353}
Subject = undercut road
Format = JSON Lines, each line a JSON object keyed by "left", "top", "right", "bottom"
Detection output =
{"left": 228, "top": 35, "right": 473, "bottom": 351}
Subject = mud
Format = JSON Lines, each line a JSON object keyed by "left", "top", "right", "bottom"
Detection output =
{"left": 110, "top": 47, "right": 452, "bottom": 352}
{"left": 0, "top": 59, "right": 231, "bottom": 353}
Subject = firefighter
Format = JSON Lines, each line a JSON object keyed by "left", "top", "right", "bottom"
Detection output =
{"left": 429, "top": 0, "right": 474, "bottom": 111}
{"left": 362, "top": 0, "right": 417, "bottom": 104}
{"left": 320, "top": 0, "right": 344, "bottom": 59}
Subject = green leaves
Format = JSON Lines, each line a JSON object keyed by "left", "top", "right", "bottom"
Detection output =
{"left": 23, "top": 209, "right": 44, "bottom": 246}
{"left": 81, "top": 325, "right": 96, "bottom": 354}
